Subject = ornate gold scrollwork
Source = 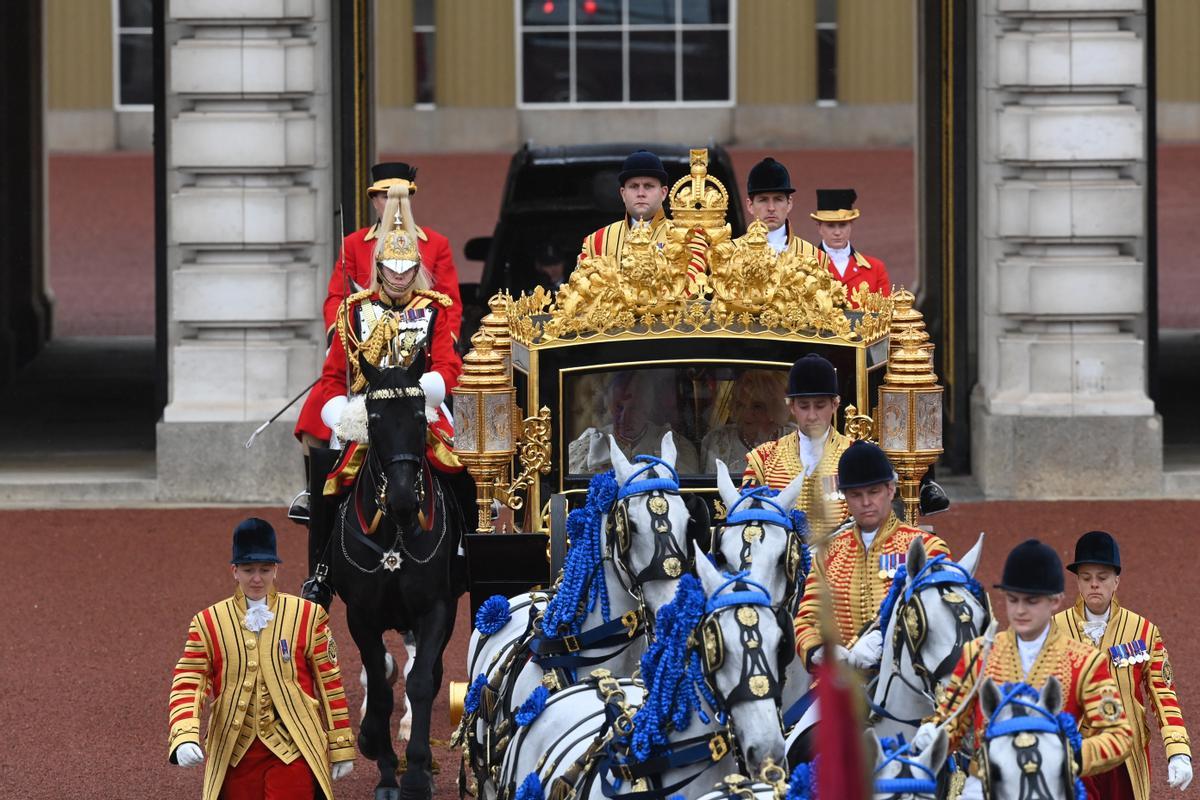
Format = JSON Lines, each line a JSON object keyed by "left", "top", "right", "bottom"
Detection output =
{"left": 842, "top": 403, "right": 877, "bottom": 442}
{"left": 494, "top": 405, "right": 552, "bottom": 511}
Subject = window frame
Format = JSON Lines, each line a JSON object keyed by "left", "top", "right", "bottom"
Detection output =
{"left": 112, "top": 0, "right": 153, "bottom": 111}
{"left": 413, "top": 0, "right": 436, "bottom": 109}
{"left": 514, "top": 0, "right": 737, "bottom": 109}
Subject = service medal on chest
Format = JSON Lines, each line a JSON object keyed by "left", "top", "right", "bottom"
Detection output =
{"left": 381, "top": 550, "right": 403, "bottom": 571}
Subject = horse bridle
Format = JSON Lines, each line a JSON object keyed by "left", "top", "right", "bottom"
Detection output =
{"left": 361, "top": 382, "right": 426, "bottom": 534}
{"left": 711, "top": 485, "right": 808, "bottom": 617}
{"left": 606, "top": 456, "right": 692, "bottom": 595}
{"left": 981, "top": 684, "right": 1078, "bottom": 800}
{"left": 699, "top": 571, "right": 781, "bottom": 709}
{"left": 872, "top": 556, "right": 989, "bottom": 726}
{"left": 873, "top": 739, "right": 939, "bottom": 799}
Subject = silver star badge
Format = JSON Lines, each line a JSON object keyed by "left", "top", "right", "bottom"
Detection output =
{"left": 381, "top": 550, "right": 402, "bottom": 571}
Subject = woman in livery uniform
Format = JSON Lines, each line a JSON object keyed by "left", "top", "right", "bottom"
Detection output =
{"left": 294, "top": 183, "right": 464, "bottom": 605}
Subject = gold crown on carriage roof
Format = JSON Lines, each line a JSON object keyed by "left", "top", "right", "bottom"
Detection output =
{"left": 669, "top": 149, "right": 730, "bottom": 233}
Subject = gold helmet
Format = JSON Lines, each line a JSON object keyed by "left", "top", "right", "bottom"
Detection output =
{"left": 374, "top": 184, "right": 421, "bottom": 276}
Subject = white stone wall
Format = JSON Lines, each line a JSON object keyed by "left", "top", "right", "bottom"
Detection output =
{"left": 159, "top": 0, "right": 331, "bottom": 501}
{"left": 973, "top": 0, "right": 1161, "bottom": 496}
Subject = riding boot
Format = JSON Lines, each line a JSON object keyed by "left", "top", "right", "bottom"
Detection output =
{"left": 288, "top": 455, "right": 311, "bottom": 525}
{"left": 301, "top": 447, "right": 340, "bottom": 610}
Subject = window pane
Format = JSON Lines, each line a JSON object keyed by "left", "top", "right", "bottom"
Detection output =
{"left": 522, "top": 32, "right": 571, "bottom": 102}
{"left": 576, "top": 0, "right": 621, "bottom": 25}
{"left": 414, "top": 31, "right": 435, "bottom": 104}
{"left": 119, "top": 0, "right": 152, "bottom": 28}
{"left": 628, "top": 0, "right": 675, "bottom": 25}
{"left": 523, "top": 0, "right": 569, "bottom": 25}
{"left": 681, "top": 30, "right": 728, "bottom": 101}
{"left": 576, "top": 32, "right": 622, "bottom": 102}
{"left": 413, "top": 0, "right": 435, "bottom": 27}
{"left": 681, "top": 0, "right": 729, "bottom": 24}
{"left": 119, "top": 33, "right": 153, "bottom": 106}
{"left": 629, "top": 31, "right": 675, "bottom": 100}
{"left": 817, "top": 27, "right": 837, "bottom": 101}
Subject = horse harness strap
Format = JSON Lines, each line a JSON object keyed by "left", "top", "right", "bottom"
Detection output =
{"left": 531, "top": 610, "right": 644, "bottom": 670}
{"left": 597, "top": 729, "right": 730, "bottom": 800}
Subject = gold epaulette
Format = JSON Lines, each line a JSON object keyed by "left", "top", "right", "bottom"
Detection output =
{"left": 415, "top": 288, "right": 453, "bottom": 308}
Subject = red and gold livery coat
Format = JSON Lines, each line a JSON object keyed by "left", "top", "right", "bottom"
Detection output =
{"left": 579, "top": 209, "right": 707, "bottom": 293}
{"left": 1055, "top": 598, "right": 1190, "bottom": 799}
{"left": 821, "top": 246, "right": 891, "bottom": 308}
{"left": 932, "top": 625, "right": 1133, "bottom": 778}
{"left": 168, "top": 589, "right": 354, "bottom": 800}
{"left": 323, "top": 222, "right": 463, "bottom": 342}
{"left": 793, "top": 513, "right": 949, "bottom": 670}
{"left": 296, "top": 288, "right": 462, "bottom": 472}
{"left": 742, "top": 427, "right": 852, "bottom": 532}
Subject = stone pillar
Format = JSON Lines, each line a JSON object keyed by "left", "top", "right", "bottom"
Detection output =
{"left": 159, "top": 0, "right": 332, "bottom": 502}
{"left": 973, "top": 0, "right": 1160, "bottom": 497}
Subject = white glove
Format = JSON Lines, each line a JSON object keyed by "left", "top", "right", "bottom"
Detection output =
{"left": 959, "top": 776, "right": 984, "bottom": 800}
{"left": 418, "top": 371, "right": 446, "bottom": 423}
{"left": 1169, "top": 754, "right": 1193, "bottom": 790}
{"left": 332, "top": 760, "right": 355, "bottom": 780}
{"left": 321, "top": 395, "right": 349, "bottom": 430}
{"left": 174, "top": 742, "right": 205, "bottom": 767}
{"left": 846, "top": 629, "right": 884, "bottom": 669}
{"left": 911, "top": 722, "right": 938, "bottom": 754}
{"left": 810, "top": 644, "right": 849, "bottom": 667}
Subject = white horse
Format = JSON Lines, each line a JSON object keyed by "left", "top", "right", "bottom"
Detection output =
{"left": 710, "top": 461, "right": 810, "bottom": 726}
{"left": 458, "top": 432, "right": 698, "bottom": 799}
{"left": 976, "top": 676, "right": 1081, "bottom": 800}
{"left": 499, "top": 549, "right": 788, "bottom": 800}
{"left": 784, "top": 534, "right": 989, "bottom": 762}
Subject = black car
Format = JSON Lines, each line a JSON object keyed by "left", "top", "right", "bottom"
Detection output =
{"left": 460, "top": 142, "right": 747, "bottom": 339}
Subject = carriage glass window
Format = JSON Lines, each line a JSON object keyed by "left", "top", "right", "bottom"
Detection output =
{"left": 564, "top": 365, "right": 793, "bottom": 479}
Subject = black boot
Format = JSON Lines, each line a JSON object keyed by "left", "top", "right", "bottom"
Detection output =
{"left": 288, "top": 455, "right": 311, "bottom": 525}
{"left": 919, "top": 477, "right": 951, "bottom": 516}
{"left": 301, "top": 447, "right": 341, "bottom": 610}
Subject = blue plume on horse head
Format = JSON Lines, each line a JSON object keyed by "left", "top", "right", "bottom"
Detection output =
{"left": 785, "top": 759, "right": 818, "bottom": 800}
{"left": 541, "top": 470, "right": 618, "bottom": 637}
{"left": 629, "top": 573, "right": 721, "bottom": 761}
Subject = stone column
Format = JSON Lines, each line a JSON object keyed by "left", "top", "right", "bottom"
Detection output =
{"left": 972, "top": 0, "right": 1160, "bottom": 497}
{"left": 159, "top": 0, "right": 332, "bottom": 502}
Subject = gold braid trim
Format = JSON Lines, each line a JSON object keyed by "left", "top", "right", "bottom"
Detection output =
{"left": 415, "top": 288, "right": 453, "bottom": 308}
{"left": 337, "top": 290, "right": 402, "bottom": 393}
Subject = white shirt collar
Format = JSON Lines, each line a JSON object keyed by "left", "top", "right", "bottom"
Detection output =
{"left": 823, "top": 242, "right": 852, "bottom": 276}
{"left": 797, "top": 427, "right": 828, "bottom": 476}
{"left": 1081, "top": 604, "right": 1110, "bottom": 644}
{"left": 1084, "top": 605, "right": 1110, "bottom": 623}
{"left": 766, "top": 224, "right": 789, "bottom": 253}
{"left": 860, "top": 526, "right": 879, "bottom": 548}
{"left": 1016, "top": 624, "right": 1051, "bottom": 676}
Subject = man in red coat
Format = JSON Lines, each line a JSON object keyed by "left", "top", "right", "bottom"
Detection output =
{"left": 810, "top": 188, "right": 891, "bottom": 307}
{"left": 324, "top": 162, "right": 463, "bottom": 344}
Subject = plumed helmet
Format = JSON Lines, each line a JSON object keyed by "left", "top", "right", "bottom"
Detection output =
{"left": 618, "top": 149, "right": 669, "bottom": 185}
{"left": 837, "top": 440, "right": 896, "bottom": 491}
{"left": 747, "top": 157, "right": 795, "bottom": 196}
{"left": 995, "top": 539, "right": 1064, "bottom": 595}
{"left": 1067, "top": 530, "right": 1121, "bottom": 575}
{"left": 786, "top": 354, "right": 839, "bottom": 398}
{"left": 231, "top": 517, "right": 282, "bottom": 565}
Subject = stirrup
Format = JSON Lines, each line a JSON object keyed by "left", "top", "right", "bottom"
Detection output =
{"left": 288, "top": 489, "right": 311, "bottom": 525}
{"left": 301, "top": 565, "right": 332, "bottom": 609}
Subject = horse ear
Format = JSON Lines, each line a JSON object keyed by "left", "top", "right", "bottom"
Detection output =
{"left": 715, "top": 460, "right": 741, "bottom": 510}
{"left": 692, "top": 542, "right": 722, "bottom": 596}
{"left": 863, "top": 729, "right": 883, "bottom": 767}
{"left": 606, "top": 435, "right": 628, "bottom": 481}
{"left": 906, "top": 535, "right": 927, "bottom": 579}
{"left": 923, "top": 728, "right": 949, "bottom": 773}
{"left": 773, "top": 470, "right": 806, "bottom": 515}
{"left": 659, "top": 430, "right": 678, "bottom": 470}
{"left": 980, "top": 677, "right": 1001, "bottom": 719}
{"left": 1041, "top": 675, "right": 1064, "bottom": 716}
{"left": 958, "top": 532, "right": 985, "bottom": 578}
{"left": 358, "top": 352, "right": 383, "bottom": 387}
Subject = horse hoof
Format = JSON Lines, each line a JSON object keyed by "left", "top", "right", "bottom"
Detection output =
{"left": 375, "top": 788, "right": 402, "bottom": 800}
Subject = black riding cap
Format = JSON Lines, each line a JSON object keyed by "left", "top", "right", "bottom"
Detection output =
{"left": 837, "top": 441, "right": 896, "bottom": 491}
{"left": 618, "top": 150, "right": 669, "bottom": 185}
{"left": 747, "top": 157, "right": 795, "bottom": 196}
{"left": 1067, "top": 530, "right": 1122, "bottom": 575}
{"left": 231, "top": 517, "right": 283, "bottom": 565}
{"left": 786, "top": 354, "right": 839, "bottom": 398}
{"left": 995, "top": 539, "right": 1064, "bottom": 595}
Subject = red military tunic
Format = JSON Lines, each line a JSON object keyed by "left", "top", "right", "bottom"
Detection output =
{"left": 295, "top": 288, "right": 462, "bottom": 464}
{"left": 932, "top": 625, "right": 1133, "bottom": 778}
{"left": 324, "top": 222, "right": 463, "bottom": 342}
{"left": 793, "top": 513, "right": 949, "bottom": 670}
{"left": 820, "top": 245, "right": 891, "bottom": 308}
{"left": 1055, "top": 598, "right": 1191, "bottom": 799}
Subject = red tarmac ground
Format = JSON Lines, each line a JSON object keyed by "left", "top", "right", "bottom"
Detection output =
{"left": 2, "top": 502, "right": 1195, "bottom": 798}
{"left": 49, "top": 144, "right": 1200, "bottom": 337}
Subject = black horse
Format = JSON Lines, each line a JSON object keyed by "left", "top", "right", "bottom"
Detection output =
{"left": 324, "top": 356, "right": 467, "bottom": 800}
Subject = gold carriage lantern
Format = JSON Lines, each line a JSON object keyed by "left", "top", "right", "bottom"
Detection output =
{"left": 451, "top": 332, "right": 517, "bottom": 533}
{"left": 478, "top": 293, "right": 513, "bottom": 379}
{"left": 877, "top": 326, "right": 944, "bottom": 525}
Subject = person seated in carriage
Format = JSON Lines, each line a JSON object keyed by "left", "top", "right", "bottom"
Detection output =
{"left": 793, "top": 441, "right": 950, "bottom": 674}
{"left": 700, "top": 368, "right": 794, "bottom": 476}
{"left": 293, "top": 182, "right": 467, "bottom": 606}
{"left": 913, "top": 539, "right": 1134, "bottom": 799}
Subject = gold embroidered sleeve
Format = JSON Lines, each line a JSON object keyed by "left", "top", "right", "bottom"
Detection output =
{"left": 1078, "top": 649, "right": 1134, "bottom": 776}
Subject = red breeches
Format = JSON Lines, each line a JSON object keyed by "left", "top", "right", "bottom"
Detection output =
{"left": 221, "top": 739, "right": 315, "bottom": 800}
{"left": 1083, "top": 764, "right": 1136, "bottom": 800}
